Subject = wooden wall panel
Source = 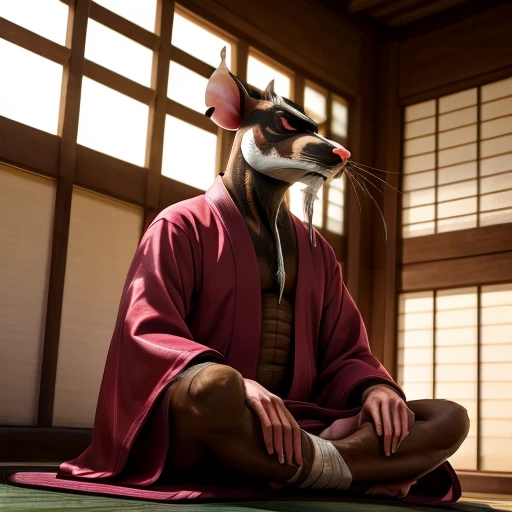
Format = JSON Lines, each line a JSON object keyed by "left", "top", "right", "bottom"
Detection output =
{"left": 401, "top": 251, "right": 512, "bottom": 292}
{"left": 399, "top": 1, "right": 512, "bottom": 101}
{"left": 0, "top": 165, "right": 55, "bottom": 425}
{"left": 52, "top": 188, "right": 143, "bottom": 428}
{"left": 178, "top": 0, "right": 372, "bottom": 98}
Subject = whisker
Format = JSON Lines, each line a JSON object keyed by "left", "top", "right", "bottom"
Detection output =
{"left": 349, "top": 160, "right": 400, "bottom": 174}
{"left": 345, "top": 170, "right": 362, "bottom": 214}
{"left": 348, "top": 162, "right": 402, "bottom": 194}
{"left": 352, "top": 173, "right": 388, "bottom": 241}
{"left": 350, "top": 169, "right": 383, "bottom": 194}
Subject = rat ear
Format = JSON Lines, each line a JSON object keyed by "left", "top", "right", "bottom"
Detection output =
{"left": 205, "top": 47, "right": 252, "bottom": 131}
{"left": 264, "top": 79, "right": 276, "bottom": 102}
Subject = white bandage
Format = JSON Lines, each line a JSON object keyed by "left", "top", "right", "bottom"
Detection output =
{"left": 287, "top": 431, "right": 352, "bottom": 491}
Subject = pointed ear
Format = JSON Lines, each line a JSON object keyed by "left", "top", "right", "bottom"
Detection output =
{"left": 205, "top": 47, "right": 250, "bottom": 131}
{"left": 264, "top": 79, "right": 275, "bottom": 101}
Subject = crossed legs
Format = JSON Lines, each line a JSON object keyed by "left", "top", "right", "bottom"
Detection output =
{"left": 165, "top": 364, "right": 469, "bottom": 491}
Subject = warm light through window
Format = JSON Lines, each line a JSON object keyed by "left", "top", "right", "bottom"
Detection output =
{"left": 0, "top": 40, "right": 63, "bottom": 134}
{"left": 168, "top": 61, "right": 209, "bottom": 113}
{"left": 94, "top": 0, "right": 157, "bottom": 33}
{"left": 171, "top": 12, "right": 232, "bottom": 69}
{"left": 84, "top": 19, "right": 153, "bottom": 87}
{"left": 247, "top": 54, "right": 291, "bottom": 98}
{"left": 161, "top": 116, "right": 217, "bottom": 190}
{"left": 0, "top": 0, "right": 68, "bottom": 45}
{"left": 77, "top": 78, "right": 149, "bottom": 166}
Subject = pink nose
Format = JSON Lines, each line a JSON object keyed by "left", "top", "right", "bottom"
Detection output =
{"left": 333, "top": 147, "right": 351, "bottom": 161}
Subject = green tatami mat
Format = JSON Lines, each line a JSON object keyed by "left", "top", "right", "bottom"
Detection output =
{"left": 0, "top": 484, "right": 504, "bottom": 512}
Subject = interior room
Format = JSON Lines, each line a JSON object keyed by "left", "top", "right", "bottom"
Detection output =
{"left": 1, "top": 0, "right": 511, "bottom": 509}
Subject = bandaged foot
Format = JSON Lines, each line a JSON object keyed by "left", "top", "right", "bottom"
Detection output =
{"left": 286, "top": 431, "right": 352, "bottom": 490}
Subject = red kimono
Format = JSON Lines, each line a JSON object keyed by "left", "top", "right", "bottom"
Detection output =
{"left": 60, "top": 177, "right": 459, "bottom": 502}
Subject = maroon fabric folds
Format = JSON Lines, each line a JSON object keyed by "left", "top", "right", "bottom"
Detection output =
{"left": 59, "top": 177, "right": 460, "bottom": 502}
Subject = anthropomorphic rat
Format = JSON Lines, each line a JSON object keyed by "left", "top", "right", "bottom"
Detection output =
{"left": 61, "top": 49, "right": 469, "bottom": 502}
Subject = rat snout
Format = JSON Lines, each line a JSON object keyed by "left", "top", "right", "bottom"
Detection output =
{"left": 332, "top": 147, "right": 351, "bottom": 161}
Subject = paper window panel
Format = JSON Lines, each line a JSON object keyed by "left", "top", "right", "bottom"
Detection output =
{"left": 449, "top": 435, "right": 477, "bottom": 471}
{"left": 402, "top": 204, "right": 435, "bottom": 226}
{"left": 481, "top": 77, "right": 512, "bottom": 102}
{"left": 438, "top": 161, "right": 477, "bottom": 185}
{"left": 480, "top": 153, "right": 512, "bottom": 177}
{"left": 53, "top": 188, "right": 143, "bottom": 428}
{"left": 479, "top": 209, "right": 512, "bottom": 226}
{"left": 437, "top": 180, "right": 477, "bottom": 202}
{"left": 77, "top": 78, "right": 149, "bottom": 167}
{"left": 437, "top": 215, "right": 477, "bottom": 233}
{"left": 480, "top": 134, "right": 512, "bottom": 159}
{"left": 404, "top": 117, "right": 435, "bottom": 140}
{"left": 439, "top": 107, "right": 477, "bottom": 132}
{"left": 161, "top": 116, "right": 217, "bottom": 191}
{"left": 247, "top": 54, "right": 291, "bottom": 98}
{"left": 168, "top": 61, "right": 209, "bottom": 113}
{"left": 480, "top": 190, "right": 512, "bottom": 211}
{"left": 402, "top": 170, "right": 436, "bottom": 192}
{"left": 481, "top": 96, "right": 512, "bottom": 121}
{"left": 304, "top": 85, "right": 327, "bottom": 125}
{"left": 402, "top": 188, "right": 435, "bottom": 208}
{"left": 403, "top": 153, "right": 435, "bottom": 174}
{"left": 480, "top": 172, "right": 512, "bottom": 194}
{"left": 437, "top": 197, "right": 477, "bottom": 219}
{"left": 438, "top": 125, "right": 477, "bottom": 150}
{"left": 439, "top": 89, "right": 477, "bottom": 114}
{"left": 438, "top": 143, "right": 477, "bottom": 168}
{"left": 331, "top": 97, "right": 348, "bottom": 139}
{"left": 404, "top": 100, "right": 435, "bottom": 122}
{"left": 403, "top": 135, "right": 435, "bottom": 157}
{"left": 481, "top": 116, "right": 512, "bottom": 139}
{"left": 397, "top": 292, "right": 434, "bottom": 400}
{"left": 85, "top": 20, "right": 153, "bottom": 87}
{"left": 0, "top": 166, "right": 55, "bottom": 425}
{"left": 402, "top": 222, "right": 435, "bottom": 238}
{"left": 0, "top": 40, "right": 63, "bottom": 135}
{"left": 326, "top": 176, "right": 344, "bottom": 234}
{"left": 0, "top": 0, "right": 69, "bottom": 45}
{"left": 171, "top": 13, "right": 232, "bottom": 69}
{"left": 94, "top": 0, "right": 157, "bottom": 32}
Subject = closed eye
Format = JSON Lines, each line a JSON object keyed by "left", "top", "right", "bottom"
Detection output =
{"left": 280, "top": 116, "right": 297, "bottom": 131}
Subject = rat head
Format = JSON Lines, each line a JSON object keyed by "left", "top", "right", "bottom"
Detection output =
{"left": 205, "top": 48, "right": 351, "bottom": 247}
{"left": 205, "top": 48, "right": 350, "bottom": 186}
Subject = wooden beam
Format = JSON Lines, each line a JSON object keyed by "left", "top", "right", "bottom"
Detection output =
{"left": 75, "top": 145, "right": 147, "bottom": 206}
{"left": 89, "top": 1, "right": 159, "bottom": 50}
{"left": 168, "top": 99, "right": 217, "bottom": 134}
{"left": 0, "top": 427, "right": 91, "bottom": 462}
{"left": 83, "top": 60, "right": 155, "bottom": 105}
{"left": 348, "top": 0, "right": 388, "bottom": 13}
{"left": 400, "top": 251, "right": 512, "bottom": 292}
{"left": 144, "top": 0, "right": 175, "bottom": 226}
{"left": 171, "top": 46, "right": 215, "bottom": 79}
{"left": 0, "top": 116, "right": 60, "bottom": 178}
{"left": 37, "top": 0, "right": 90, "bottom": 428}
{"left": 402, "top": 223, "right": 512, "bottom": 265}
{"left": 0, "top": 17, "right": 70, "bottom": 65}
{"left": 159, "top": 174, "right": 202, "bottom": 209}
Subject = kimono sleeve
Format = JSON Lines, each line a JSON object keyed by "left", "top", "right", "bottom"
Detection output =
{"left": 60, "top": 217, "right": 223, "bottom": 483}
{"left": 312, "top": 251, "right": 404, "bottom": 411}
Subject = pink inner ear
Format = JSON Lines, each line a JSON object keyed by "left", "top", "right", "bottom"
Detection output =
{"left": 205, "top": 62, "right": 243, "bottom": 131}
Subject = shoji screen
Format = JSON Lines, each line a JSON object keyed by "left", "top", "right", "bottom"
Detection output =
{"left": 0, "top": 165, "right": 55, "bottom": 425}
{"left": 398, "top": 284, "right": 512, "bottom": 472}
{"left": 402, "top": 76, "right": 512, "bottom": 238}
{"left": 52, "top": 188, "right": 143, "bottom": 428}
